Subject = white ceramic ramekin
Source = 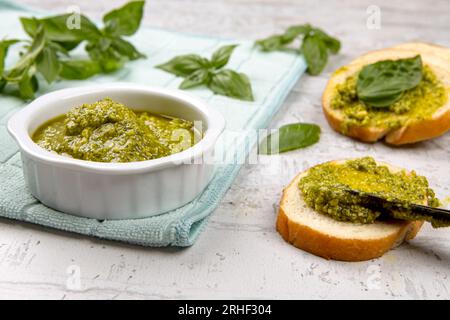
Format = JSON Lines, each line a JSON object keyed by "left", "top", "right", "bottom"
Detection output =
{"left": 7, "top": 84, "right": 225, "bottom": 220}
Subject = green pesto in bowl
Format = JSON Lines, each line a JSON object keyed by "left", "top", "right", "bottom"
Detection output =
{"left": 32, "top": 98, "right": 197, "bottom": 163}
{"left": 331, "top": 65, "right": 448, "bottom": 133}
{"left": 298, "top": 157, "right": 443, "bottom": 226}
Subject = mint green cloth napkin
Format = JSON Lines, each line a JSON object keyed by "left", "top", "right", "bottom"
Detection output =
{"left": 0, "top": 1, "right": 307, "bottom": 246}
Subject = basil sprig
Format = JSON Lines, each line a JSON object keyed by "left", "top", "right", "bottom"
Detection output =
{"left": 255, "top": 24, "right": 340, "bottom": 75}
{"left": 259, "top": 123, "right": 321, "bottom": 154}
{"left": 156, "top": 45, "right": 254, "bottom": 101}
{"left": 0, "top": 0, "right": 146, "bottom": 100}
{"left": 357, "top": 55, "right": 423, "bottom": 108}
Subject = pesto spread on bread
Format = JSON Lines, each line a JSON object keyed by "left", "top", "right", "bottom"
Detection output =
{"left": 298, "top": 157, "right": 443, "bottom": 226}
{"left": 32, "top": 98, "right": 196, "bottom": 163}
{"left": 331, "top": 65, "right": 447, "bottom": 133}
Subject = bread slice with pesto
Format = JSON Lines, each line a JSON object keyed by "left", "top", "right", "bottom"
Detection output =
{"left": 322, "top": 43, "right": 450, "bottom": 145}
{"left": 276, "top": 159, "right": 427, "bottom": 262}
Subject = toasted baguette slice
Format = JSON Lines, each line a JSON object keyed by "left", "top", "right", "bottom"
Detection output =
{"left": 276, "top": 160, "right": 424, "bottom": 261}
{"left": 322, "top": 45, "right": 450, "bottom": 145}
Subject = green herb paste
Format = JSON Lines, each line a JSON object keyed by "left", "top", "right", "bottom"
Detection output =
{"left": 298, "top": 157, "right": 444, "bottom": 226}
{"left": 32, "top": 98, "right": 196, "bottom": 163}
{"left": 331, "top": 65, "right": 448, "bottom": 133}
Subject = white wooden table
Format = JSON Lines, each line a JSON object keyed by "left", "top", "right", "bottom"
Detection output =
{"left": 0, "top": 0, "right": 449, "bottom": 299}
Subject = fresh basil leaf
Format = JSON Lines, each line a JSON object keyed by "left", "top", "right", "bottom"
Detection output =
{"left": 47, "top": 41, "right": 70, "bottom": 56}
{"left": 56, "top": 41, "right": 81, "bottom": 51}
{"left": 20, "top": 15, "right": 101, "bottom": 43}
{"left": 97, "top": 38, "right": 113, "bottom": 52}
{"left": 20, "top": 17, "right": 80, "bottom": 51}
{"left": 259, "top": 123, "right": 321, "bottom": 154}
{"left": 86, "top": 39, "right": 125, "bottom": 72}
{"left": 301, "top": 34, "right": 328, "bottom": 75}
{"left": 101, "top": 57, "right": 125, "bottom": 73}
{"left": 313, "top": 28, "right": 341, "bottom": 54}
{"left": 88, "top": 54, "right": 122, "bottom": 73}
{"left": 52, "top": 14, "right": 101, "bottom": 41}
{"left": 208, "top": 69, "right": 254, "bottom": 101}
{"left": 110, "top": 37, "right": 145, "bottom": 60}
{"left": 0, "top": 79, "right": 6, "bottom": 92}
{"left": 87, "top": 36, "right": 144, "bottom": 72}
{"left": 19, "top": 17, "right": 39, "bottom": 38}
{"left": 156, "top": 44, "right": 252, "bottom": 100}
{"left": 256, "top": 24, "right": 339, "bottom": 75}
{"left": 36, "top": 46, "right": 60, "bottom": 83}
{"left": 60, "top": 59, "right": 102, "bottom": 79}
{"left": 323, "top": 36, "right": 341, "bottom": 54}
{"left": 91, "top": 51, "right": 125, "bottom": 73}
{"left": 256, "top": 25, "right": 311, "bottom": 51}
{"left": 211, "top": 44, "right": 237, "bottom": 69}
{"left": 5, "top": 26, "right": 46, "bottom": 81}
{"left": 179, "top": 69, "right": 210, "bottom": 89}
{"left": 18, "top": 66, "right": 38, "bottom": 100}
{"left": 357, "top": 55, "right": 423, "bottom": 107}
{"left": 255, "top": 35, "right": 286, "bottom": 51}
{"left": 283, "top": 24, "right": 311, "bottom": 42}
{"left": 0, "top": 39, "right": 19, "bottom": 75}
{"left": 359, "top": 92, "right": 404, "bottom": 108}
{"left": 3, "top": 2, "right": 147, "bottom": 101}
{"left": 103, "top": 0, "right": 145, "bottom": 36}
{"left": 85, "top": 42, "right": 103, "bottom": 60}
{"left": 156, "top": 54, "right": 210, "bottom": 77}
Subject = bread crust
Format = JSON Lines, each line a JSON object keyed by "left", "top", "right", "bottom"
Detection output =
{"left": 276, "top": 163, "right": 424, "bottom": 262}
{"left": 322, "top": 44, "right": 450, "bottom": 145}
{"left": 385, "top": 106, "right": 450, "bottom": 144}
